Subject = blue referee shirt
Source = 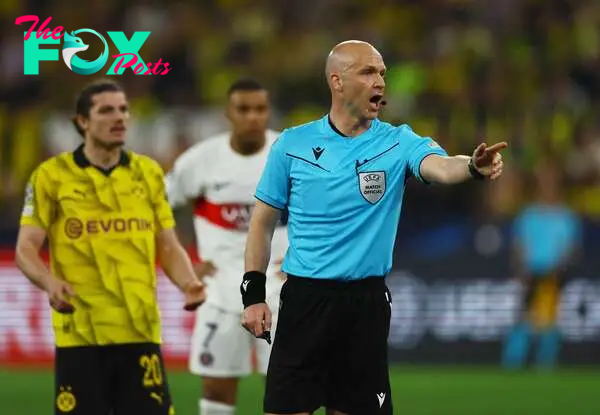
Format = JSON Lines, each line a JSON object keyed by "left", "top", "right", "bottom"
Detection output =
{"left": 255, "top": 115, "right": 448, "bottom": 280}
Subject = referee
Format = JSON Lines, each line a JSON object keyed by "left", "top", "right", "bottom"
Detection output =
{"left": 241, "top": 41, "right": 507, "bottom": 415}
{"left": 16, "top": 79, "right": 205, "bottom": 415}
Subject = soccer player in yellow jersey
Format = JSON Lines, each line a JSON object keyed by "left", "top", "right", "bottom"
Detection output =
{"left": 15, "top": 79, "right": 205, "bottom": 415}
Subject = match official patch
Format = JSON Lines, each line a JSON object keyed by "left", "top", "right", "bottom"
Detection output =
{"left": 358, "top": 171, "right": 386, "bottom": 204}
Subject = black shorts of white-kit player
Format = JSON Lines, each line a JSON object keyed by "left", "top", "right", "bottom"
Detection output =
{"left": 264, "top": 275, "right": 393, "bottom": 414}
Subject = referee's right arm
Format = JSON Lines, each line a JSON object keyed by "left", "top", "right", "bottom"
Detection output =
{"left": 245, "top": 200, "right": 282, "bottom": 274}
{"left": 241, "top": 134, "right": 290, "bottom": 339}
{"left": 245, "top": 133, "right": 290, "bottom": 274}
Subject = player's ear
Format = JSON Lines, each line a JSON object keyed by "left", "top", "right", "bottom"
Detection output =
{"left": 72, "top": 115, "right": 87, "bottom": 137}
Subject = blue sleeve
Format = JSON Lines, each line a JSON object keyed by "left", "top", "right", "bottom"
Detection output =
{"left": 401, "top": 125, "right": 448, "bottom": 183}
{"left": 255, "top": 133, "right": 290, "bottom": 210}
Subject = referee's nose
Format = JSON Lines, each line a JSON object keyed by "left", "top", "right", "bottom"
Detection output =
{"left": 374, "top": 73, "right": 385, "bottom": 90}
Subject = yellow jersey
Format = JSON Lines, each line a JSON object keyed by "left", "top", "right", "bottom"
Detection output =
{"left": 20, "top": 145, "right": 175, "bottom": 347}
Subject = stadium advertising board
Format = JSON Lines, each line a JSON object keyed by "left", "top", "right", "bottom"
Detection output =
{"left": 1, "top": 252, "right": 599, "bottom": 366}
{"left": 386, "top": 271, "right": 600, "bottom": 364}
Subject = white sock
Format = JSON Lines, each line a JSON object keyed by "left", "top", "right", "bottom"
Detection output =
{"left": 199, "top": 399, "right": 235, "bottom": 415}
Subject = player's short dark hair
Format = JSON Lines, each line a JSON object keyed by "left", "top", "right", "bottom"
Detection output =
{"left": 227, "top": 78, "right": 266, "bottom": 97}
{"left": 72, "top": 79, "right": 125, "bottom": 137}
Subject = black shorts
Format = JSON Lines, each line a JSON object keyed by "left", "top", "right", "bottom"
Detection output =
{"left": 54, "top": 343, "right": 174, "bottom": 415}
{"left": 264, "top": 275, "right": 393, "bottom": 415}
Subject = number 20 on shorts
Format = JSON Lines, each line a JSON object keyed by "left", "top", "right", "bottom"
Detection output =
{"left": 140, "top": 354, "right": 163, "bottom": 388}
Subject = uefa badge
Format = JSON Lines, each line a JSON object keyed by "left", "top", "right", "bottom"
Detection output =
{"left": 358, "top": 171, "right": 386, "bottom": 204}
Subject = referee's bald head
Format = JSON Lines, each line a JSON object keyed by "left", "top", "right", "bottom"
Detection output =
{"left": 325, "top": 41, "right": 382, "bottom": 88}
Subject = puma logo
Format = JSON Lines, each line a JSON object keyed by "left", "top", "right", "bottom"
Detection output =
{"left": 150, "top": 392, "right": 163, "bottom": 405}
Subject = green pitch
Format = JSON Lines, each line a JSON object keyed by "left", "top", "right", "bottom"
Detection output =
{"left": 1, "top": 365, "right": 599, "bottom": 414}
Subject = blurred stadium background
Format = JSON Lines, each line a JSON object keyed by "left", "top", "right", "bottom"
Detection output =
{"left": 1, "top": 0, "right": 600, "bottom": 414}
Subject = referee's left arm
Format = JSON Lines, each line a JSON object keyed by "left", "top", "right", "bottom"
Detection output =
{"left": 407, "top": 130, "right": 507, "bottom": 184}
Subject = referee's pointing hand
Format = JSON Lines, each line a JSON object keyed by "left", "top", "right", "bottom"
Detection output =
{"left": 242, "top": 303, "right": 272, "bottom": 340}
{"left": 471, "top": 141, "right": 508, "bottom": 181}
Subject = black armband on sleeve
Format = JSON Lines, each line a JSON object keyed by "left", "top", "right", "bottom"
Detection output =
{"left": 241, "top": 271, "right": 267, "bottom": 308}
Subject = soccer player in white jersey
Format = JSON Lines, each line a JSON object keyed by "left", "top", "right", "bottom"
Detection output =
{"left": 166, "top": 79, "right": 287, "bottom": 415}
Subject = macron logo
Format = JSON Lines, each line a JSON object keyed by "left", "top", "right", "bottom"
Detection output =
{"left": 312, "top": 147, "right": 324, "bottom": 160}
{"left": 377, "top": 393, "right": 385, "bottom": 408}
{"left": 242, "top": 280, "right": 250, "bottom": 292}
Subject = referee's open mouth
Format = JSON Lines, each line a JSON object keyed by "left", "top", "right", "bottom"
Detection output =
{"left": 368, "top": 94, "right": 385, "bottom": 111}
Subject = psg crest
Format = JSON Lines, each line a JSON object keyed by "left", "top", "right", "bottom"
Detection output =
{"left": 200, "top": 351, "right": 214, "bottom": 366}
{"left": 358, "top": 171, "right": 386, "bottom": 204}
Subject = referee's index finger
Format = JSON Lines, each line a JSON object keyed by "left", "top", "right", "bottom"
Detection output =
{"left": 485, "top": 142, "right": 508, "bottom": 153}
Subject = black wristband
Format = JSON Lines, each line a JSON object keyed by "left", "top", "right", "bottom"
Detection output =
{"left": 468, "top": 157, "right": 485, "bottom": 180}
{"left": 241, "top": 271, "right": 266, "bottom": 308}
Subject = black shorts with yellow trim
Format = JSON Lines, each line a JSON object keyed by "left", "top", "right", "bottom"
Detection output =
{"left": 54, "top": 343, "right": 174, "bottom": 415}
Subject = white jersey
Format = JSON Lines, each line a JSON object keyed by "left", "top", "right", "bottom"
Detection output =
{"left": 166, "top": 130, "right": 287, "bottom": 313}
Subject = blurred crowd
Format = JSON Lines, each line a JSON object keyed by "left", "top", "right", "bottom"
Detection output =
{"left": 1, "top": 0, "right": 600, "bottom": 240}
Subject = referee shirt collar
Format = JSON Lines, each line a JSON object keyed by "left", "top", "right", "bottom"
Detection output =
{"left": 323, "top": 115, "right": 379, "bottom": 139}
{"left": 73, "top": 144, "right": 130, "bottom": 169}
{"left": 327, "top": 114, "right": 348, "bottom": 137}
